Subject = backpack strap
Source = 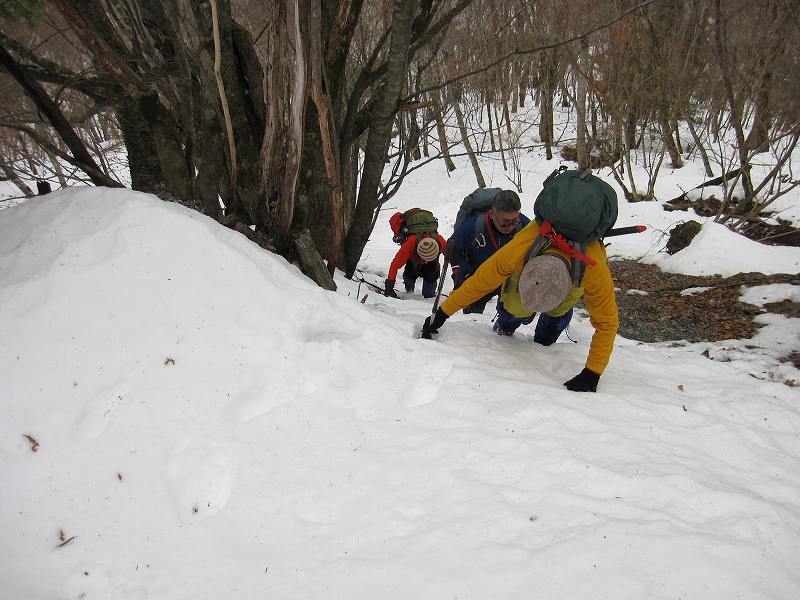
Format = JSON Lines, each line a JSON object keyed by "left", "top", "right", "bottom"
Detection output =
{"left": 524, "top": 228, "right": 589, "bottom": 287}
{"left": 568, "top": 241, "right": 587, "bottom": 286}
{"left": 543, "top": 165, "right": 568, "bottom": 186}
{"left": 472, "top": 212, "right": 505, "bottom": 251}
{"left": 472, "top": 213, "right": 487, "bottom": 249}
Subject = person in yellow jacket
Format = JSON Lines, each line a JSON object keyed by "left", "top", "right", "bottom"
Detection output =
{"left": 421, "top": 220, "right": 619, "bottom": 392}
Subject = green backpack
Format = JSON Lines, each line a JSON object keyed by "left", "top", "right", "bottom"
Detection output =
{"left": 390, "top": 208, "right": 438, "bottom": 244}
{"left": 402, "top": 209, "right": 438, "bottom": 235}
{"left": 534, "top": 168, "right": 618, "bottom": 242}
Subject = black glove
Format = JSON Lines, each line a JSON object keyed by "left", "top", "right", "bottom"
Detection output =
{"left": 384, "top": 279, "right": 398, "bottom": 298}
{"left": 421, "top": 307, "right": 448, "bottom": 339}
{"left": 563, "top": 368, "right": 600, "bottom": 393}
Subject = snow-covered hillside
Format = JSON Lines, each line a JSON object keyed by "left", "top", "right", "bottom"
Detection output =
{"left": 1, "top": 181, "right": 799, "bottom": 599}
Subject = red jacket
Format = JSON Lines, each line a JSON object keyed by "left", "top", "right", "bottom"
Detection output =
{"left": 388, "top": 233, "right": 448, "bottom": 280}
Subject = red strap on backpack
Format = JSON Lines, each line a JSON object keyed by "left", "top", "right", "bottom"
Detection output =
{"left": 484, "top": 212, "right": 500, "bottom": 250}
{"left": 539, "top": 220, "right": 597, "bottom": 267}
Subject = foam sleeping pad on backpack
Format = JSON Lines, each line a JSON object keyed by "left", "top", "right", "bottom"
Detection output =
{"left": 518, "top": 253, "right": 572, "bottom": 313}
{"left": 416, "top": 236, "right": 440, "bottom": 262}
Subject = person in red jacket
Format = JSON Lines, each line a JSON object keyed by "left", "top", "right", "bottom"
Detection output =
{"left": 385, "top": 232, "right": 448, "bottom": 298}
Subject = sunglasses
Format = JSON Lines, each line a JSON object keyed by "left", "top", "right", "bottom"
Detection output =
{"left": 494, "top": 215, "right": 521, "bottom": 228}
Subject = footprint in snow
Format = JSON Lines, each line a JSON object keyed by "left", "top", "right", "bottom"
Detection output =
{"left": 404, "top": 359, "right": 453, "bottom": 409}
{"left": 166, "top": 444, "right": 233, "bottom": 522}
{"left": 232, "top": 373, "right": 315, "bottom": 422}
{"left": 72, "top": 381, "right": 129, "bottom": 440}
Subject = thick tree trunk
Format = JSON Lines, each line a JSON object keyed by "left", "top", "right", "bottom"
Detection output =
{"left": 343, "top": 0, "right": 419, "bottom": 278}
{"left": 311, "top": 79, "right": 345, "bottom": 273}
{"left": 294, "top": 229, "right": 337, "bottom": 291}
{"left": 262, "top": 0, "right": 307, "bottom": 251}
{"left": 116, "top": 97, "right": 170, "bottom": 195}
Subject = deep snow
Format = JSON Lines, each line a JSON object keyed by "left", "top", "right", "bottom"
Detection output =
{"left": 1, "top": 164, "right": 799, "bottom": 599}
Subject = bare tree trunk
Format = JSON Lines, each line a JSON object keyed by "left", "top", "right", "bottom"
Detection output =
{"left": 432, "top": 93, "right": 456, "bottom": 172}
{"left": 502, "top": 98, "right": 513, "bottom": 136}
{"left": 539, "top": 49, "right": 557, "bottom": 161}
{"left": 0, "top": 156, "right": 35, "bottom": 197}
{"left": 713, "top": 0, "right": 753, "bottom": 201}
{"left": 518, "top": 63, "right": 527, "bottom": 108}
{"left": 575, "top": 42, "right": 589, "bottom": 171}
{"left": 0, "top": 43, "right": 121, "bottom": 188}
{"left": 294, "top": 229, "right": 336, "bottom": 290}
{"left": 408, "top": 110, "right": 422, "bottom": 160}
{"left": 494, "top": 103, "right": 508, "bottom": 170}
{"left": 511, "top": 62, "right": 520, "bottom": 113}
{"left": 686, "top": 117, "right": 714, "bottom": 177}
{"left": 19, "top": 134, "right": 39, "bottom": 176}
{"left": 454, "top": 99, "right": 486, "bottom": 188}
{"left": 486, "top": 101, "right": 496, "bottom": 152}
{"left": 262, "top": 0, "right": 307, "bottom": 251}
{"left": 310, "top": 81, "right": 344, "bottom": 273}
{"left": 422, "top": 108, "right": 431, "bottom": 157}
{"left": 673, "top": 119, "right": 683, "bottom": 154}
{"left": 343, "top": 0, "right": 419, "bottom": 277}
{"left": 45, "top": 148, "right": 68, "bottom": 186}
{"left": 657, "top": 108, "right": 683, "bottom": 168}
{"left": 744, "top": 58, "right": 773, "bottom": 154}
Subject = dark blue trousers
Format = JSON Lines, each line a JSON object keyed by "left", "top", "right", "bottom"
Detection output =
{"left": 403, "top": 260, "right": 440, "bottom": 298}
{"left": 494, "top": 303, "right": 573, "bottom": 341}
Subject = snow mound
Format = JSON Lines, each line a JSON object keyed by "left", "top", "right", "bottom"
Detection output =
{"left": 646, "top": 221, "right": 800, "bottom": 276}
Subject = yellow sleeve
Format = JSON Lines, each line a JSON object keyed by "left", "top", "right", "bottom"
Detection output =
{"left": 440, "top": 222, "right": 538, "bottom": 316}
{"left": 581, "top": 243, "right": 619, "bottom": 374}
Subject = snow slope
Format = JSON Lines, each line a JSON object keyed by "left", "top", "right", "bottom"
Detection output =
{"left": 1, "top": 185, "right": 799, "bottom": 599}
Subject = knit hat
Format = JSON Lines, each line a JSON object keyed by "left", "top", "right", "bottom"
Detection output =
{"left": 518, "top": 253, "right": 572, "bottom": 313}
{"left": 416, "top": 236, "right": 440, "bottom": 262}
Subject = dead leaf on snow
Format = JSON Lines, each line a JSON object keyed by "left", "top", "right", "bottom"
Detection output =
{"left": 22, "top": 434, "right": 39, "bottom": 452}
{"left": 164, "top": 357, "right": 175, "bottom": 366}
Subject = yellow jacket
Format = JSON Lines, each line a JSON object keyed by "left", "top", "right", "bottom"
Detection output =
{"left": 440, "top": 221, "right": 619, "bottom": 374}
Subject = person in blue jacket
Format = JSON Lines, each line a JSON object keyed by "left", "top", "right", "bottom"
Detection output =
{"left": 449, "top": 190, "right": 530, "bottom": 315}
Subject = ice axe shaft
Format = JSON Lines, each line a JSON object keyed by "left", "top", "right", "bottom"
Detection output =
{"left": 605, "top": 225, "right": 646, "bottom": 237}
{"left": 430, "top": 257, "right": 449, "bottom": 315}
